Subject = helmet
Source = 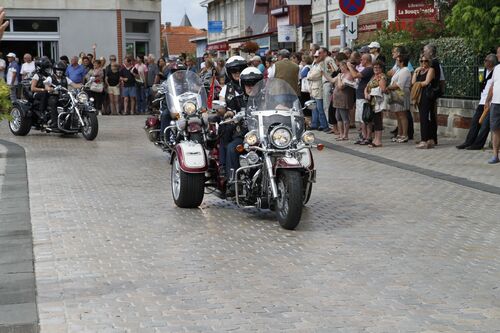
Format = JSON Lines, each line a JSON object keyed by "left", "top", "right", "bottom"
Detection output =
{"left": 35, "top": 57, "right": 52, "bottom": 76}
{"left": 225, "top": 56, "right": 247, "bottom": 75}
{"left": 240, "top": 67, "right": 263, "bottom": 88}
{"left": 170, "top": 62, "right": 187, "bottom": 74}
{"left": 53, "top": 61, "right": 67, "bottom": 72}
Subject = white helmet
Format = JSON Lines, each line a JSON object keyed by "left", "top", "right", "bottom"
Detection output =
{"left": 240, "top": 67, "right": 263, "bottom": 87}
{"left": 225, "top": 56, "right": 247, "bottom": 75}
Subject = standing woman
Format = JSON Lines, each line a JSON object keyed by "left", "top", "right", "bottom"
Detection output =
{"left": 387, "top": 54, "right": 412, "bottom": 142}
{"left": 88, "top": 59, "right": 105, "bottom": 115}
{"left": 155, "top": 58, "right": 168, "bottom": 84}
{"left": 330, "top": 60, "right": 355, "bottom": 140}
{"left": 412, "top": 55, "right": 436, "bottom": 149}
{"left": 299, "top": 55, "right": 313, "bottom": 110}
{"left": 364, "top": 60, "right": 388, "bottom": 148}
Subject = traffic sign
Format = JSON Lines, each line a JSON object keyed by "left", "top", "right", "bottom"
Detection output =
{"left": 339, "top": 0, "right": 365, "bottom": 16}
{"left": 345, "top": 16, "right": 358, "bottom": 40}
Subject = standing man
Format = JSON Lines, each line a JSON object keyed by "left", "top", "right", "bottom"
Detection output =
{"left": 66, "top": 56, "right": 86, "bottom": 84}
{"left": 307, "top": 49, "right": 329, "bottom": 131}
{"left": 368, "top": 41, "right": 386, "bottom": 64}
{"left": 485, "top": 46, "right": 500, "bottom": 164}
{"left": 20, "top": 53, "right": 35, "bottom": 80}
{"left": 347, "top": 53, "right": 374, "bottom": 144}
{"left": 267, "top": 49, "right": 300, "bottom": 94}
{"left": 146, "top": 54, "right": 159, "bottom": 113}
{"left": 6, "top": 53, "right": 19, "bottom": 102}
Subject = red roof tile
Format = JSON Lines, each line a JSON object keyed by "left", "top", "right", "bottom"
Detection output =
{"left": 162, "top": 26, "right": 206, "bottom": 56}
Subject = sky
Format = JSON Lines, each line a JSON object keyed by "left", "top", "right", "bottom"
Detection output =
{"left": 161, "top": 0, "right": 208, "bottom": 29}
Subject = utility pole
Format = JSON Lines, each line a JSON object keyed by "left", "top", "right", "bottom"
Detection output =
{"left": 325, "top": 0, "right": 329, "bottom": 48}
{"left": 340, "top": 13, "right": 346, "bottom": 48}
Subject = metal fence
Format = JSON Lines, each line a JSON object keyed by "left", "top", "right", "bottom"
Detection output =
{"left": 440, "top": 58, "right": 482, "bottom": 99}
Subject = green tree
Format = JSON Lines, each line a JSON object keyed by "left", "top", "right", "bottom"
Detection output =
{"left": 445, "top": 0, "right": 500, "bottom": 52}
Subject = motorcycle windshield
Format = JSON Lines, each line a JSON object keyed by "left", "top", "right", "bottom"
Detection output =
{"left": 165, "top": 70, "right": 207, "bottom": 115}
{"left": 246, "top": 78, "right": 304, "bottom": 135}
{"left": 247, "top": 78, "right": 301, "bottom": 112}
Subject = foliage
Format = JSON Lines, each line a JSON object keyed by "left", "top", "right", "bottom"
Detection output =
{"left": 445, "top": 0, "right": 500, "bottom": 53}
{"left": 0, "top": 80, "right": 12, "bottom": 122}
{"left": 239, "top": 41, "right": 259, "bottom": 54}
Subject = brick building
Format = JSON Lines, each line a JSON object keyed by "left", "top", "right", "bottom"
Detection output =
{"left": 162, "top": 15, "right": 207, "bottom": 58}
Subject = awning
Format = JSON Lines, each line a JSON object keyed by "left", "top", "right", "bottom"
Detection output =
{"left": 206, "top": 41, "right": 229, "bottom": 51}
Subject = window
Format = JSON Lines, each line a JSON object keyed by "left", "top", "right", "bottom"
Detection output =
{"left": 226, "top": 1, "right": 232, "bottom": 27}
{"left": 12, "top": 19, "right": 58, "bottom": 32}
{"left": 125, "top": 20, "right": 149, "bottom": 33}
{"left": 315, "top": 31, "right": 323, "bottom": 45}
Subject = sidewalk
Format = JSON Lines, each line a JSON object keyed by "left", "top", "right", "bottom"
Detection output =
{"left": 314, "top": 128, "right": 500, "bottom": 191}
{"left": 0, "top": 140, "right": 39, "bottom": 333}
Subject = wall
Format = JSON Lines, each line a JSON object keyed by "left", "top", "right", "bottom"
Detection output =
{"left": 384, "top": 98, "right": 480, "bottom": 139}
{"left": 4, "top": 0, "right": 161, "bottom": 12}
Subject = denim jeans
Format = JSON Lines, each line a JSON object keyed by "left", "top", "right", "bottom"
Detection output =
{"left": 312, "top": 98, "right": 328, "bottom": 129}
{"left": 136, "top": 84, "right": 146, "bottom": 113}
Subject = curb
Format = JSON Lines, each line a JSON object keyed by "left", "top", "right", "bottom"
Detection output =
{"left": 0, "top": 139, "right": 39, "bottom": 333}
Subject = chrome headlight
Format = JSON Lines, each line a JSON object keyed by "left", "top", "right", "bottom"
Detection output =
{"left": 270, "top": 126, "right": 292, "bottom": 148}
{"left": 244, "top": 130, "right": 259, "bottom": 146}
{"left": 77, "top": 92, "right": 89, "bottom": 104}
{"left": 183, "top": 102, "right": 196, "bottom": 115}
{"left": 301, "top": 131, "right": 315, "bottom": 144}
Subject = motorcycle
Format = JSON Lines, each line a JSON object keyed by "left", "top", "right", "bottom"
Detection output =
{"left": 8, "top": 78, "right": 98, "bottom": 140}
{"left": 144, "top": 70, "right": 210, "bottom": 150}
{"left": 172, "top": 77, "right": 323, "bottom": 230}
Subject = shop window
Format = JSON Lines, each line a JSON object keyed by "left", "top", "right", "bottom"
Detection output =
{"left": 315, "top": 31, "right": 323, "bottom": 45}
{"left": 125, "top": 20, "right": 149, "bottom": 33}
{"left": 12, "top": 19, "right": 58, "bottom": 32}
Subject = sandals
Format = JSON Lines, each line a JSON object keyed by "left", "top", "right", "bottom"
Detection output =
{"left": 368, "top": 143, "right": 383, "bottom": 148}
{"left": 359, "top": 139, "right": 371, "bottom": 145}
{"left": 396, "top": 136, "right": 409, "bottom": 143}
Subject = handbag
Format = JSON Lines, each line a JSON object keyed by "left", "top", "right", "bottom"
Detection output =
{"left": 361, "top": 102, "right": 374, "bottom": 123}
{"left": 90, "top": 82, "right": 104, "bottom": 93}
{"left": 389, "top": 89, "right": 405, "bottom": 105}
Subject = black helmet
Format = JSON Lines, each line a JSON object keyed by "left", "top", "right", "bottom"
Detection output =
{"left": 35, "top": 57, "right": 52, "bottom": 76}
{"left": 225, "top": 56, "right": 247, "bottom": 75}
{"left": 240, "top": 67, "right": 263, "bottom": 87}
{"left": 170, "top": 62, "right": 187, "bottom": 73}
{"left": 53, "top": 61, "right": 67, "bottom": 72}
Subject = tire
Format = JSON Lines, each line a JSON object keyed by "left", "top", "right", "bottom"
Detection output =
{"left": 171, "top": 154, "right": 205, "bottom": 208}
{"left": 82, "top": 113, "right": 98, "bottom": 141}
{"left": 275, "top": 170, "right": 303, "bottom": 230}
{"left": 9, "top": 106, "right": 31, "bottom": 136}
{"left": 189, "top": 132, "right": 203, "bottom": 144}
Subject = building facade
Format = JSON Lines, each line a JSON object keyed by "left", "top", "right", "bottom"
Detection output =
{"left": 1, "top": 0, "right": 161, "bottom": 63}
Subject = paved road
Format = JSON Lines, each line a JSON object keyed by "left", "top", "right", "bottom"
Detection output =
{"left": 1, "top": 117, "right": 500, "bottom": 332}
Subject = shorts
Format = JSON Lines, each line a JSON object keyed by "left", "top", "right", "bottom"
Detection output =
{"left": 355, "top": 99, "right": 367, "bottom": 122}
{"left": 491, "top": 103, "right": 500, "bottom": 131}
{"left": 108, "top": 85, "right": 120, "bottom": 96}
{"left": 122, "top": 86, "right": 136, "bottom": 98}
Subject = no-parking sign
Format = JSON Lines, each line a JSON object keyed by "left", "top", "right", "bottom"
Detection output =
{"left": 339, "top": 0, "right": 365, "bottom": 16}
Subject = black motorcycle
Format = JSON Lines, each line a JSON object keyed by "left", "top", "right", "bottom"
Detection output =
{"left": 8, "top": 79, "right": 98, "bottom": 140}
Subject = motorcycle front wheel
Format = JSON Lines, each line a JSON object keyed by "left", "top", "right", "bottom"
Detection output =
{"left": 82, "top": 113, "right": 98, "bottom": 141}
{"left": 171, "top": 154, "right": 205, "bottom": 208}
{"left": 275, "top": 170, "right": 303, "bottom": 230}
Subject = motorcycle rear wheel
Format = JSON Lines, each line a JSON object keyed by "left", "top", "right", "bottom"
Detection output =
{"left": 9, "top": 107, "right": 31, "bottom": 136}
{"left": 82, "top": 113, "right": 98, "bottom": 141}
{"left": 171, "top": 154, "right": 205, "bottom": 208}
{"left": 275, "top": 170, "right": 303, "bottom": 230}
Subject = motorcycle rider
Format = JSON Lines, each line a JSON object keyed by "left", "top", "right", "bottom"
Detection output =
{"left": 44, "top": 61, "right": 82, "bottom": 129}
{"left": 218, "top": 56, "right": 247, "bottom": 180}
{"left": 225, "top": 66, "right": 264, "bottom": 196}
{"left": 30, "top": 57, "right": 53, "bottom": 122}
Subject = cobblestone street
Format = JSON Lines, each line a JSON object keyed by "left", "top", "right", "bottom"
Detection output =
{"left": 1, "top": 116, "right": 500, "bottom": 332}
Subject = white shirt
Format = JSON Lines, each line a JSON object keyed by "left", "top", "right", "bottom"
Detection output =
{"left": 479, "top": 69, "right": 494, "bottom": 105}
{"left": 20, "top": 61, "right": 36, "bottom": 79}
{"left": 219, "top": 85, "right": 241, "bottom": 100}
{"left": 267, "top": 64, "right": 276, "bottom": 78}
{"left": 6, "top": 63, "right": 18, "bottom": 85}
{"left": 491, "top": 64, "right": 500, "bottom": 104}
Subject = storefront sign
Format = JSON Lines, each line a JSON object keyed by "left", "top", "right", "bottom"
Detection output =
{"left": 358, "top": 22, "right": 381, "bottom": 33}
{"left": 208, "top": 21, "right": 223, "bottom": 33}
{"left": 206, "top": 41, "right": 228, "bottom": 51}
{"left": 396, "top": 0, "right": 436, "bottom": 20}
{"left": 278, "top": 24, "right": 296, "bottom": 43}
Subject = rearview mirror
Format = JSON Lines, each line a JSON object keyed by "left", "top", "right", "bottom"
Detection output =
{"left": 304, "top": 100, "right": 316, "bottom": 110}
